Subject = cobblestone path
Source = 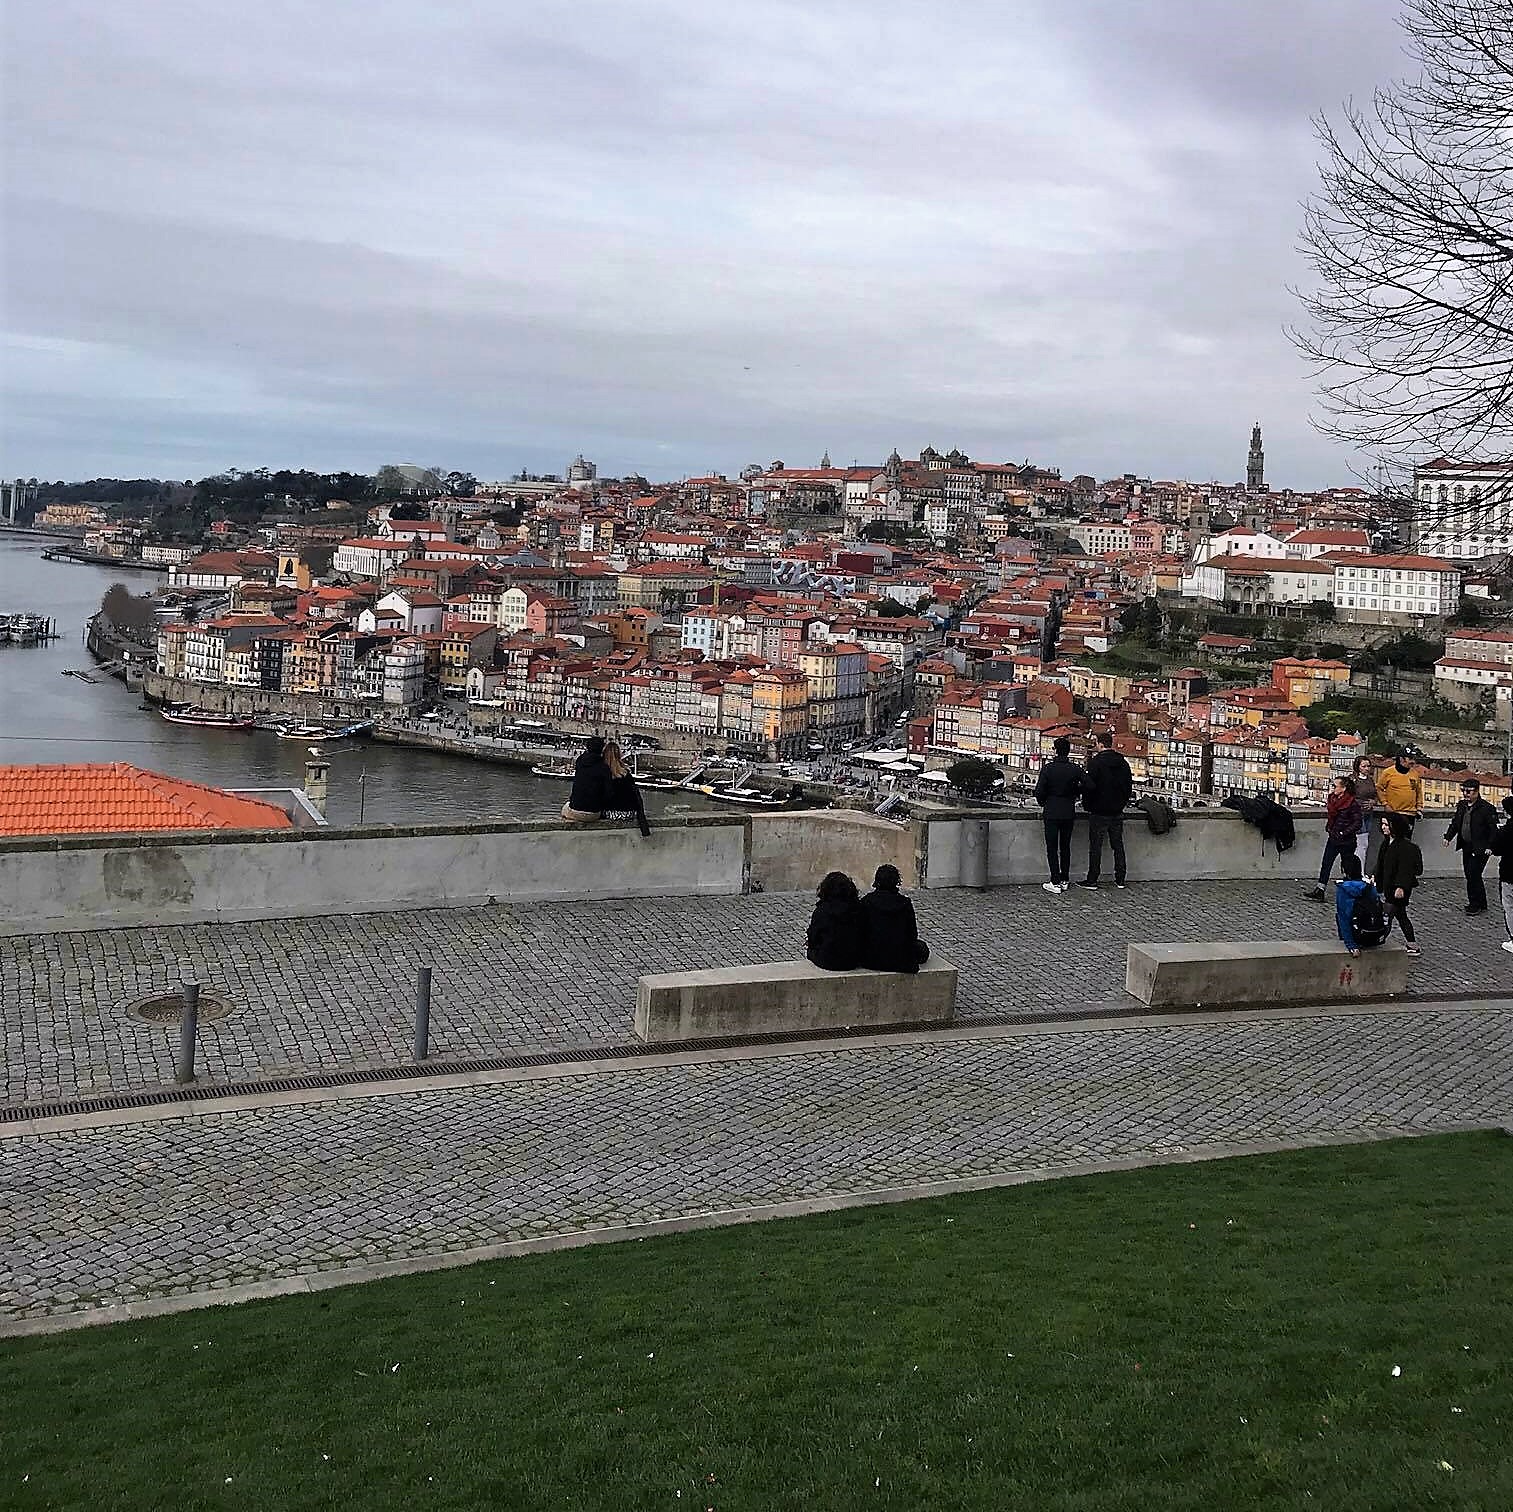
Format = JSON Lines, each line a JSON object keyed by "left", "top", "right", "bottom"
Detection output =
{"left": 3, "top": 1004, "right": 1511, "bottom": 1325}
{"left": 6, "top": 882, "right": 1513, "bottom": 1105}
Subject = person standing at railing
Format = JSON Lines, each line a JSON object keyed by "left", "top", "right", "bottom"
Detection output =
{"left": 1034, "top": 735, "right": 1084, "bottom": 895}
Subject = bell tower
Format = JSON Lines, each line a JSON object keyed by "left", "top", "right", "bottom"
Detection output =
{"left": 1246, "top": 422, "right": 1265, "bottom": 492}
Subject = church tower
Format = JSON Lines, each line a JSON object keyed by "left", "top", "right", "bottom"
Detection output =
{"left": 1246, "top": 422, "right": 1265, "bottom": 491}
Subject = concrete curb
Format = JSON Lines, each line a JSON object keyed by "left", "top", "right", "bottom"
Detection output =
{"left": 2, "top": 1120, "right": 1503, "bottom": 1341}
{"left": 4, "top": 997, "right": 1510, "bottom": 1138}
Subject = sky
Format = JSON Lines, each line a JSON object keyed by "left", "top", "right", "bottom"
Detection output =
{"left": 3, "top": 0, "right": 1413, "bottom": 489}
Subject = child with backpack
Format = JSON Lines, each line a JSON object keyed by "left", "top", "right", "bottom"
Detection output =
{"left": 1333, "top": 850, "right": 1388, "bottom": 957}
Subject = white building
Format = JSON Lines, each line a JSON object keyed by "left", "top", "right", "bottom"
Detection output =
{"left": 1191, "top": 526, "right": 1289, "bottom": 564}
{"left": 681, "top": 609, "right": 745, "bottom": 659}
{"left": 332, "top": 538, "right": 415, "bottom": 580}
{"left": 382, "top": 638, "right": 428, "bottom": 706}
{"left": 1413, "top": 459, "right": 1513, "bottom": 557}
{"left": 1331, "top": 554, "right": 1461, "bottom": 625}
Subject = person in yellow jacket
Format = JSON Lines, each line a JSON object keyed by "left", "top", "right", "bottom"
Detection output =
{"left": 1376, "top": 750, "right": 1424, "bottom": 832}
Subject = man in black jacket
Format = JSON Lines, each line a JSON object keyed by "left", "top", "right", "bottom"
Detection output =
{"left": 1034, "top": 735, "right": 1084, "bottom": 893}
{"left": 1077, "top": 729, "right": 1133, "bottom": 890}
{"left": 1444, "top": 776, "right": 1498, "bottom": 914}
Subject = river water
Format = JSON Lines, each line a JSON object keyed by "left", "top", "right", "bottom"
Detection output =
{"left": 0, "top": 535, "right": 715, "bottom": 826}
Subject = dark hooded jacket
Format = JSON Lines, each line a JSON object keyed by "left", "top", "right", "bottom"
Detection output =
{"left": 1034, "top": 755, "right": 1083, "bottom": 813}
{"left": 1082, "top": 748, "right": 1133, "bottom": 817}
{"left": 567, "top": 748, "right": 611, "bottom": 813}
{"left": 806, "top": 897, "right": 865, "bottom": 971}
{"left": 859, "top": 886, "right": 923, "bottom": 973}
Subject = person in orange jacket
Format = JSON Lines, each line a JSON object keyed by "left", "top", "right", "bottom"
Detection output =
{"left": 1375, "top": 750, "right": 1424, "bottom": 833}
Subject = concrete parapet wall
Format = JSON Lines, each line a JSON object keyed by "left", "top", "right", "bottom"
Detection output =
{"left": 921, "top": 809, "right": 1469, "bottom": 888}
{"left": 748, "top": 810, "right": 915, "bottom": 894}
{"left": 0, "top": 816, "right": 750, "bottom": 935}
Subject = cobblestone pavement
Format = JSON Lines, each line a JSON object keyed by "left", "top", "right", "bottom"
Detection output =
{"left": 6, "top": 882, "right": 1513, "bottom": 1104}
{"left": 3, "top": 1005, "right": 1511, "bottom": 1323}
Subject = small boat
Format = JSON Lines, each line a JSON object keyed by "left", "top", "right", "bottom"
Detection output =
{"left": 530, "top": 763, "right": 576, "bottom": 779}
{"left": 160, "top": 706, "right": 257, "bottom": 729}
{"left": 637, "top": 773, "right": 694, "bottom": 790}
{"left": 694, "top": 783, "right": 787, "bottom": 808}
{"left": 274, "top": 722, "right": 329, "bottom": 740}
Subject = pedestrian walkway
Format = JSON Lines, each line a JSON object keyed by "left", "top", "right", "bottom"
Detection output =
{"left": 3, "top": 1001, "right": 1511, "bottom": 1330}
{"left": 6, "top": 881, "right": 1513, "bottom": 1106}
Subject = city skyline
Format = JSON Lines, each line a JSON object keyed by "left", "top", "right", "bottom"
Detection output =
{"left": 5, "top": 1, "right": 1410, "bottom": 485}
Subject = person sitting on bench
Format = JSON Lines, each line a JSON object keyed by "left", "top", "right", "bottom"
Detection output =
{"left": 859, "top": 864, "right": 930, "bottom": 973}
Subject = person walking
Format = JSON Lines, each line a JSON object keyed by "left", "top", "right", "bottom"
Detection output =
{"left": 1373, "top": 812, "right": 1424, "bottom": 957}
{"left": 1303, "top": 774, "right": 1364, "bottom": 899}
{"left": 1443, "top": 775, "right": 1497, "bottom": 915}
{"left": 1492, "top": 797, "right": 1513, "bottom": 955}
{"left": 806, "top": 871, "right": 865, "bottom": 970}
{"left": 1077, "top": 730, "right": 1133, "bottom": 891}
{"left": 1034, "top": 735, "right": 1084, "bottom": 894}
{"left": 858, "top": 864, "right": 929, "bottom": 972}
{"left": 561, "top": 735, "right": 611, "bottom": 823}
{"left": 1376, "top": 750, "right": 1424, "bottom": 834}
{"left": 601, "top": 739, "right": 652, "bottom": 837}
{"left": 1350, "top": 754, "right": 1379, "bottom": 871}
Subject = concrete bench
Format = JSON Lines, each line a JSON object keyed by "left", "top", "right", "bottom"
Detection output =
{"left": 1126, "top": 939, "right": 1411, "bottom": 1008}
{"left": 635, "top": 958, "right": 958, "bottom": 1042}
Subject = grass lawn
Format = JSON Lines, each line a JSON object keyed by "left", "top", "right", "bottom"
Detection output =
{"left": 4, "top": 1132, "right": 1512, "bottom": 1511}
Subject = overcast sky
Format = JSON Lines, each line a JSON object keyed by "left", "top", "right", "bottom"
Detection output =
{"left": 3, "top": 0, "right": 1411, "bottom": 488}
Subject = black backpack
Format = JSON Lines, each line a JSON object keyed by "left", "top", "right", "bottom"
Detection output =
{"left": 1351, "top": 886, "right": 1389, "bottom": 949}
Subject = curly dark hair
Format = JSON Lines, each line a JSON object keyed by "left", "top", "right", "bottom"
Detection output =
{"left": 816, "top": 871, "right": 859, "bottom": 903}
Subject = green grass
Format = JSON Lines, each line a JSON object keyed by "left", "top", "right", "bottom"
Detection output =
{"left": 4, "top": 1133, "right": 1513, "bottom": 1511}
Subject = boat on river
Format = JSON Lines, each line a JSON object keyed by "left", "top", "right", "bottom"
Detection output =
{"left": 273, "top": 718, "right": 375, "bottom": 741}
{"left": 530, "top": 763, "right": 576, "bottom": 779}
{"left": 160, "top": 705, "right": 257, "bottom": 730}
{"left": 693, "top": 782, "right": 788, "bottom": 808}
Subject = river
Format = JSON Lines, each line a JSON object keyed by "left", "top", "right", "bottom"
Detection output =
{"left": 0, "top": 535, "right": 717, "bottom": 826}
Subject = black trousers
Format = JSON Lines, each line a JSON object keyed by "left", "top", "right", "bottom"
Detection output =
{"left": 1086, "top": 814, "right": 1126, "bottom": 884}
{"left": 1043, "top": 808, "right": 1075, "bottom": 884}
{"left": 1462, "top": 848, "right": 1490, "bottom": 910}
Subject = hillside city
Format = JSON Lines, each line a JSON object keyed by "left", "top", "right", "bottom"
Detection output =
{"left": 8, "top": 432, "right": 1513, "bottom": 808}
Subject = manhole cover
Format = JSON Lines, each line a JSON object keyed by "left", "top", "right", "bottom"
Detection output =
{"left": 126, "top": 992, "right": 232, "bottom": 1026}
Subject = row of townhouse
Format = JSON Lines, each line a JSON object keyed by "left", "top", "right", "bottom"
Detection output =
{"left": 156, "top": 616, "right": 436, "bottom": 706}
{"left": 468, "top": 641, "right": 897, "bottom": 751}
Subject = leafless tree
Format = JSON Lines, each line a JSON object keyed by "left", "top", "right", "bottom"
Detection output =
{"left": 1292, "top": 0, "right": 1513, "bottom": 527}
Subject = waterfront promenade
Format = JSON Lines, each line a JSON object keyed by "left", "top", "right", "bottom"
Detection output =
{"left": 3, "top": 880, "right": 1513, "bottom": 1332}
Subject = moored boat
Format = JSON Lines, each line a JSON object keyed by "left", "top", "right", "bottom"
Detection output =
{"left": 160, "top": 706, "right": 257, "bottom": 729}
{"left": 530, "top": 763, "right": 576, "bottom": 779}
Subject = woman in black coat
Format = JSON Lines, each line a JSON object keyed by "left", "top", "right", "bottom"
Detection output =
{"left": 562, "top": 736, "right": 611, "bottom": 821}
{"left": 859, "top": 864, "right": 929, "bottom": 973}
{"left": 806, "top": 871, "right": 865, "bottom": 971}
{"left": 1372, "top": 811, "right": 1424, "bottom": 957}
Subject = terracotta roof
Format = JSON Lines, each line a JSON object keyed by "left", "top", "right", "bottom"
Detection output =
{"left": 0, "top": 764, "right": 295, "bottom": 836}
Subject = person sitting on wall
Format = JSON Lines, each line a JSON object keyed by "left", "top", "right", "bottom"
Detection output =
{"left": 561, "top": 735, "right": 610, "bottom": 824}
{"left": 806, "top": 871, "right": 865, "bottom": 970}
{"left": 601, "top": 739, "right": 652, "bottom": 838}
{"left": 859, "top": 864, "right": 929, "bottom": 973}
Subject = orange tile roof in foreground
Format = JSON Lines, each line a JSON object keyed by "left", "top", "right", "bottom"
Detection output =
{"left": 0, "top": 763, "right": 295, "bottom": 836}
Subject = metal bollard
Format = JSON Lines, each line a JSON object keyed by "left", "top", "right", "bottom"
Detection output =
{"left": 413, "top": 966, "right": 432, "bottom": 1062}
{"left": 959, "top": 818, "right": 990, "bottom": 889}
{"left": 176, "top": 981, "right": 200, "bottom": 1084}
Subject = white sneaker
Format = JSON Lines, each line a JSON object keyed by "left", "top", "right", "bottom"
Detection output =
{"left": 1501, "top": 941, "right": 1513, "bottom": 954}
{"left": 1042, "top": 881, "right": 1061, "bottom": 894}
{"left": 1058, "top": 881, "right": 1071, "bottom": 893}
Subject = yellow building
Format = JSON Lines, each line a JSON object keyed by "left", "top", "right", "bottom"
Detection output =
{"left": 1271, "top": 657, "right": 1351, "bottom": 709}
{"left": 439, "top": 624, "right": 498, "bottom": 694}
{"left": 750, "top": 668, "right": 810, "bottom": 754}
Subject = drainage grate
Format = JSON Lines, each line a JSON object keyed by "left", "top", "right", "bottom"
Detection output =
{"left": 126, "top": 992, "right": 232, "bottom": 1027}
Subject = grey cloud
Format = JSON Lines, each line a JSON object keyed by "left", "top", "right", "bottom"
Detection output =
{"left": 3, "top": 0, "right": 1409, "bottom": 485}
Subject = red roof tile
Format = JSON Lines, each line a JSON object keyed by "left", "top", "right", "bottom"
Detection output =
{"left": 0, "top": 764, "right": 295, "bottom": 836}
